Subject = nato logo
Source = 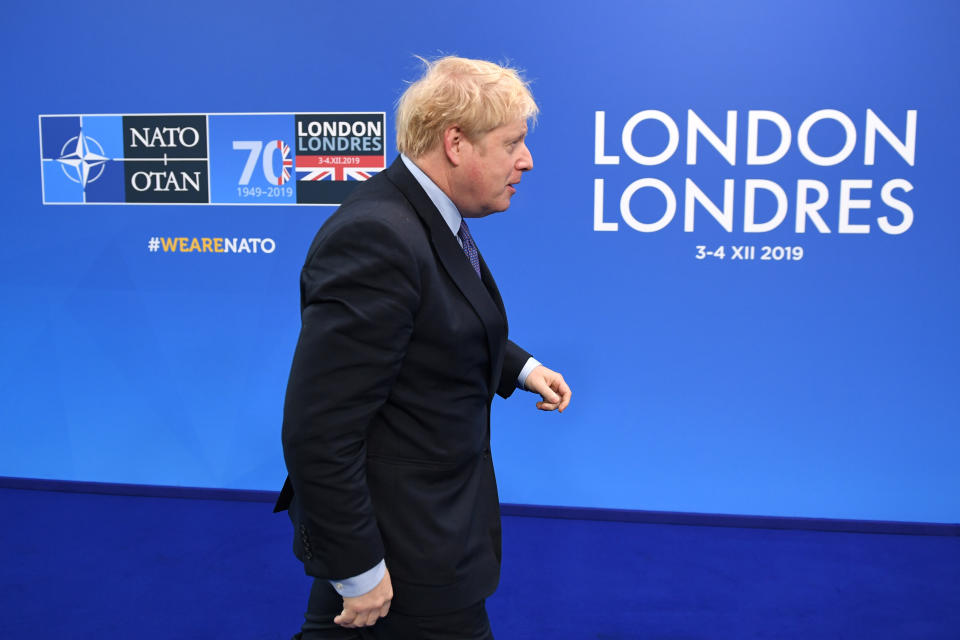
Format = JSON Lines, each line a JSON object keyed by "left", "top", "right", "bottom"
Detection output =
{"left": 39, "top": 114, "right": 209, "bottom": 204}
{"left": 39, "top": 115, "right": 125, "bottom": 203}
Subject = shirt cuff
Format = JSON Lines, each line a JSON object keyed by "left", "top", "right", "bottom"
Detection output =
{"left": 329, "top": 559, "right": 386, "bottom": 597}
{"left": 517, "top": 357, "right": 541, "bottom": 390}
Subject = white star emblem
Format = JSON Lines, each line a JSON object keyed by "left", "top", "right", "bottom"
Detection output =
{"left": 58, "top": 132, "right": 108, "bottom": 187}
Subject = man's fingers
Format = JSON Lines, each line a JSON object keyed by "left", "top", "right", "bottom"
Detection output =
{"left": 543, "top": 381, "right": 568, "bottom": 408}
{"left": 336, "top": 603, "right": 391, "bottom": 628}
{"left": 545, "top": 380, "right": 561, "bottom": 403}
{"left": 334, "top": 608, "right": 356, "bottom": 626}
{"left": 359, "top": 606, "right": 388, "bottom": 628}
{"left": 531, "top": 379, "right": 561, "bottom": 404}
{"left": 527, "top": 366, "right": 571, "bottom": 413}
{"left": 538, "top": 391, "right": 570, "bottom": 412}
{"left": 548, "top": 376, "right": 571, "bottom": 412}
{"left": 557, "top": 384, "right": 571, "bottom": 412}
{"left": 335, "top": 605, "right": 374, "bottom": 628}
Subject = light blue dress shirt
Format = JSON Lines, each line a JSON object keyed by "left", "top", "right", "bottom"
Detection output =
{"left": 329, "top": 155, "right": 540, "bottom": 597}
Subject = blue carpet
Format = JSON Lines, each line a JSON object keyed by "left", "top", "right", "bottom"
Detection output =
{"left": 1, "top": 487, "right": 957, "bottom": 639}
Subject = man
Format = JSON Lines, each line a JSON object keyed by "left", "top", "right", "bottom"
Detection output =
{"left": 276, "top": 56, "right": 572, "bottom": 639}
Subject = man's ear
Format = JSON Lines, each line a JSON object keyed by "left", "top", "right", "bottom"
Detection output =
{"left": 443, "top": 125, "right": 465, "bottom": 166}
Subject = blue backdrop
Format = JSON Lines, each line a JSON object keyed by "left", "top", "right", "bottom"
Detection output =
{"left": 2, "top": 0, "right": 957, "bottom": 523}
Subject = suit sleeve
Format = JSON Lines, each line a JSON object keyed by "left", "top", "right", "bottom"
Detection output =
{"left": 281, "top": 217, "right": 420, "bottom": 580}
{"left": 497, "top": 339, "right": 532, "bottom": 399}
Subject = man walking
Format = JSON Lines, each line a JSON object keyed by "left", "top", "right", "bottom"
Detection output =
{"left": 277, "top": 56, "right": 572, "bottom": 639}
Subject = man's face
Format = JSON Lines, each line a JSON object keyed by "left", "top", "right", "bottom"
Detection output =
{"left": 454, "top": 119, "right": 533, "bottom": 217}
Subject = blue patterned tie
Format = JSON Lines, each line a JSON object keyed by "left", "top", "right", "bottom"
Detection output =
{"left": 457, "top": 219, "right": 481, "bottom": 278}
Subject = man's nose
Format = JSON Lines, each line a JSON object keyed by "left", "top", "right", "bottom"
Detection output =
{"left": 517, "top": 142, "right": 533, "bottom": 172}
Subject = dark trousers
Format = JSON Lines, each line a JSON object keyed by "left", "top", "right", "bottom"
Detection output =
{"left": 295, "top": 578, "right": 494, "bottom": 640}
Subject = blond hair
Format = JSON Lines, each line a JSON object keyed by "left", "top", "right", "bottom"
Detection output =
{"left": 396, "top": 56, "right": 538, "bottom": 159}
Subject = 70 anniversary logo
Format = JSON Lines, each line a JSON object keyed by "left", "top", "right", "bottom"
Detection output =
{"left": 38, "top": 112, "right": 386, "bottom": 206}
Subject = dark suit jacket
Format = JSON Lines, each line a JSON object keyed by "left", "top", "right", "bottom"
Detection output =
{"left": 275, "top": 157, "right": 531, "bottom": 615}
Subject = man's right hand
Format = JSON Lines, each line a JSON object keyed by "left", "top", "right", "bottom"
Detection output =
{"left": 334, "top": 567, "right": 393, "bottom": 628}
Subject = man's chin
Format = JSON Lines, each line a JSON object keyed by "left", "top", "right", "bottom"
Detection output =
{"left": 494, "top": 195, "right": 515, "bottom": 213}
{"left": 469, "top": 202, "right": 511, "bottom": 217}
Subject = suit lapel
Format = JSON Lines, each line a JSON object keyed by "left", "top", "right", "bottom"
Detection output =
{"left": 385, "top": 158, "right": 507, "bottom": 394}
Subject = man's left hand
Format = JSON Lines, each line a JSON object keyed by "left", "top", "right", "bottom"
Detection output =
{"left": 525, "top": 365, "right": 572, "bottom": 412}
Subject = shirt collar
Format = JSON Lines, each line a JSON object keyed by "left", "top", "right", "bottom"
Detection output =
{"left": 400, "top": 153, "right": 462, "bottom": 237}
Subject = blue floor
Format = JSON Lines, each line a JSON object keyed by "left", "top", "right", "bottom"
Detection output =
{"left": 1, "top": 487, "right": 957, "bottom": 639}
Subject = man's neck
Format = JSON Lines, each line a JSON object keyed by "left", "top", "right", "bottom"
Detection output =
{"left": 400, "top": 154, "right": 462, "bottom": 237}
{"left": 408, "top": 149, "right": 456, "bottom": 204}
